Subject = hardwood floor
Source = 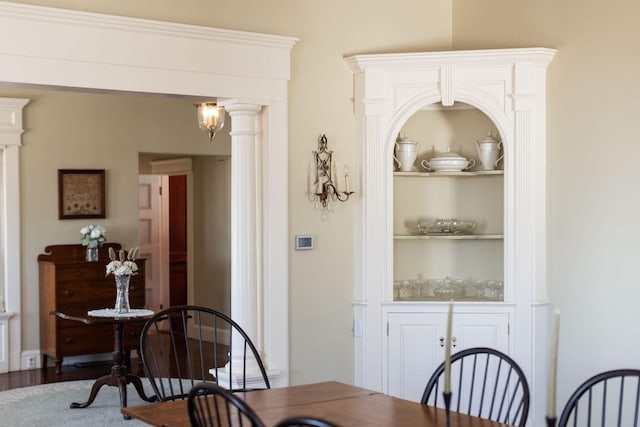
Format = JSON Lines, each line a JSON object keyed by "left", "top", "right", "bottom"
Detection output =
{"left": 0, "top": 359, "right": 146, "bottom": 392}
{"left": 0, "top": 333, "right": 227, "bottom": 392}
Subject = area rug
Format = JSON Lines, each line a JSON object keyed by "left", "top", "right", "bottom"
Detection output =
{"left": 0, "top": 379, "right": 157, "bottom": 426}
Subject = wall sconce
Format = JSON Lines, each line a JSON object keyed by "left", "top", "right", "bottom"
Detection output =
{"left": 195, "top": 102, "right": 225, "bottom": 141}
{"left": 311, "top": 134, "right": 353, "bottom": 219}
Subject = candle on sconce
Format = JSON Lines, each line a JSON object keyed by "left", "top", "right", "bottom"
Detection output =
{"left": 444, "top": 301, "right": 453, "bottom": 393}
{"left": 315, "top": 176, "right": 324, "bottom": 195}
{"left": 344, "top": 166, "right": 351, "bottom": 193}
{"left": 546, "top": 310, "right": 560, "bottom": 419}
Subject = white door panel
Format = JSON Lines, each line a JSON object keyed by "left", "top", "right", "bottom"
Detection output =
{"left": 138, "top": 175, "right": 162, "bottom": 311}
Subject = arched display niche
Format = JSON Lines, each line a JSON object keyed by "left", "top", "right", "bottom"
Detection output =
{"left": 345, "top": 48, "right": 556, "bottom": 424}
{"left": 0, "top": 1, "right": 296, "bottom": 385}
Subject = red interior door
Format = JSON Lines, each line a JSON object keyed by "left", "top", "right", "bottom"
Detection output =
{"left": 168, "top": 174, "right": 187, "bottom": 306}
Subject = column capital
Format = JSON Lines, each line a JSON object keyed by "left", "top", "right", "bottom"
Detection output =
{"left": 221, "top": 101, "right": 262, "bottom": 114}
{"left": 0, "top": 97, "right": 29, "bottom": 148}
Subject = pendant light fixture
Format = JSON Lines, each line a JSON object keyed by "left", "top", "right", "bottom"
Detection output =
{"left": 195, "top": 102, "right": 225, "bottom": 141}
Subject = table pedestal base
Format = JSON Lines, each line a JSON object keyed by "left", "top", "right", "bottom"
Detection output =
{"left": 70, "top": 322, "right": 156, "bottom": 419}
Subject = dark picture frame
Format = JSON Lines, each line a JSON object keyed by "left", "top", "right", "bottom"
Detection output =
{"left": 58, "top": 169, "right": 106, "bottom": 219}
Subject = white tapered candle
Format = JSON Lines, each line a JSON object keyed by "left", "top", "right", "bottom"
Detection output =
{"left": 547, "top": 310, "right": 560, "bottom": 418}
{"left": 444, "top": 301, "right": 453, "bottom": 393}
{"left": 344, "top": 166, "right": 351, "bottom": 193}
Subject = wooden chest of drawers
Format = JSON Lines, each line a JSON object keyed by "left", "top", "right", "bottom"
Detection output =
{"left": 38, "top": 243, "right": 146, "bottom": 373}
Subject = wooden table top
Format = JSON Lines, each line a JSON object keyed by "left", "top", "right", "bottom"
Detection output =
{"left": 122, "top": 381, "right": 508, "bottom": 427}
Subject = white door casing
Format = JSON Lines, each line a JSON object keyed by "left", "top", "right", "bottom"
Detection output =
{"left": 0, "top": 2, "right": 295, "bottom": 383}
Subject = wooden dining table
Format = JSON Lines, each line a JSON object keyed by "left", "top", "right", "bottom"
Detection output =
{"left": 122, "top": 381, "right": 508, "bottom": 426}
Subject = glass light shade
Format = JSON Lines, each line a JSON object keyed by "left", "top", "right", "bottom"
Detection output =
{"left": 196, "top": 102, "right": 225, "bottom": 141}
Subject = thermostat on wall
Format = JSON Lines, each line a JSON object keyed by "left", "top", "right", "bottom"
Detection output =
{"left": 295, "top": 235, "right": 313, "bottom": 250}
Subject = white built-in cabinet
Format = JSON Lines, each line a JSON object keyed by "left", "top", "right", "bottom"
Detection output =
{"left": 386, "top": 307, "right": 509, "bottom": 401}
{"left": 345, "top": 48, "right": 556, "bottom": 426}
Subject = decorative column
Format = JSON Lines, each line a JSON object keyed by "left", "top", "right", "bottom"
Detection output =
{"left": 218, "top": 102, "right": 275, "bottom": 388}
{"left": 0, "top": 97, "right": 28, "bottom": 372}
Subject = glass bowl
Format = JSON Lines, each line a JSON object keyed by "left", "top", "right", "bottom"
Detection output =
{"left": 417, "top": 218, "right": 476, "bottom": 235}
{"left": 430, "top": 277, "right": 466, "bottom": 299}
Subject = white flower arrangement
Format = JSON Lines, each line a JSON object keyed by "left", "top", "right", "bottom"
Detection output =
{"left": 106, "top": 247, "right": 139, "bottom": 276}
{"left": 80, "top": 224, "right": 106, "bottom": 248}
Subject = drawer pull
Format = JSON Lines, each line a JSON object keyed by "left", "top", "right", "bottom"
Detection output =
{"left": 75, "top": 270, "right": 84, "bottom": 277}
{"left": 64, "top": 338, "right": 73, "bottom": 343}
{"left": 63, "top": 290, "right": 73, "bottom": 296}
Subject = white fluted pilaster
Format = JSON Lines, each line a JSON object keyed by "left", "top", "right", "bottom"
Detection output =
{"left": 0, "top": 97, "right": 28, "bottom": 372}
{"left": 225, "top": 102, "right": 263, "bottom": 378}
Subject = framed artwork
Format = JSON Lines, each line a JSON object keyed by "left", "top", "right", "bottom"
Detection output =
{"left": 58, "top": 169, "right": 106, "bottom": 219}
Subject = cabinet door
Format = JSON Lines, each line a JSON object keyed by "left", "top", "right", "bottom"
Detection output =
{"left": 387, "top": 312, "right": 445, "bottom": 401}
{"left": 452, "top": 313, "right": 509, "bottom": 353}
{"left": 387, "top": 311, "right": 509, "bottom": 402}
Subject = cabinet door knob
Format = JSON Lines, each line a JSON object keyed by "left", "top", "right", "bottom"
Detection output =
{"left": 439, "top": 336, "right": 458, "bottom": 347}
{"left": 64, "top": 338, "right": 73, "bottom": 343}
{"left": 63, "top": 290, "right": 73, "bottom": 296}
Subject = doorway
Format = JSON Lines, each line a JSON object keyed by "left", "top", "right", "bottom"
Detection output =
{"left": 138, "top": 156, "right": 232, "bottom": 315}
{"left": 138, "top": 173, "right": 189, "bottom": 311}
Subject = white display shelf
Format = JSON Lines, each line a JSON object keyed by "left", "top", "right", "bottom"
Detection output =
{"left": 394, "top": 170, "right": 504, "bottom": 177}
{"left": 394, "top": 234, "right": 503, "bottom": 240}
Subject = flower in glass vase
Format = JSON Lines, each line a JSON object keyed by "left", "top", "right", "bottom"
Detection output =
{"left": 80, "top": 224, "right": 106, "bottom": 248}
{"left": 106, "top": 247, "right": 139, "bottom": 276}
{"left": 106, "top": 247, "right": 139, "bottom": 313}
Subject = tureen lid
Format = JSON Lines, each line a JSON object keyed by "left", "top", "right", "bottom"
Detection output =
{"left": 432, "top": 148, "right": 466, "bottom": 160}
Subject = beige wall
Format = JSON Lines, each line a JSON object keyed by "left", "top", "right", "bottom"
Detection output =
{"left": 6, "top": 0, "right": 453, "bottom": 384}
{"left": 192, "top": 156, "right": 231, "bottom": 314}
{"left": 453, "top": 0, "right": 640, "bottom": 411}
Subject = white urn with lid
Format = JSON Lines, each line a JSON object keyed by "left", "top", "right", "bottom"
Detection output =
{"left": 474, "top": 132, "right": 504, "bottom": 170}
{"left": 394, "top": 133, "right": 420, "bottom": 172}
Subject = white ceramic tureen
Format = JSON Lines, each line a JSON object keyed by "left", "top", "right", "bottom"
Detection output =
{"left": 421, "top": 149, "right": 475, "bottom": 172}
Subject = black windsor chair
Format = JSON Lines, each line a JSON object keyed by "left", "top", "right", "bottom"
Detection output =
{"left": 140, "top": 305, "right": 270, "bottom": 402}
{"left": 557, "top": 369, "right": 640, "bottom": 427}
{"left": 273, "top": 416, "right": 340, "bottom": 427}
{"left": 421, "top": 347, "right": 530, "bottom": 427}
{"left": 188, "top": 381, "right": 266, "bottom": 427}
